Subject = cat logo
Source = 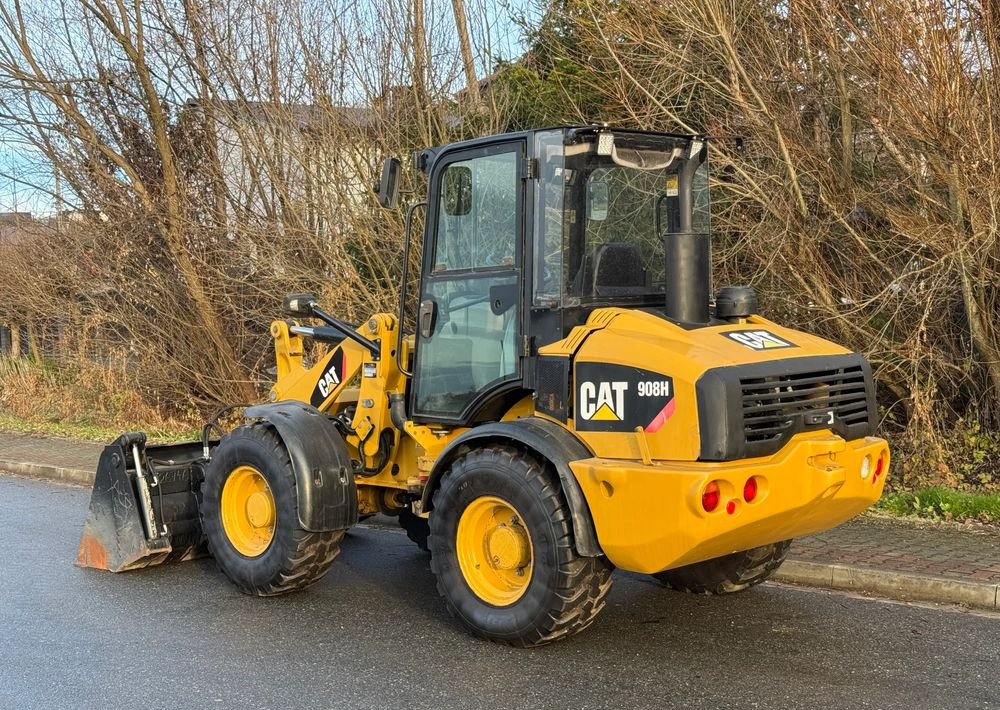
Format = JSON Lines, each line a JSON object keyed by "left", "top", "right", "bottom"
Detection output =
{"left": 310, "top": 347, "right": 346, "bottom": 408}
{"left": 575, "top": 363, "right": 674, "bottom": 433}
{"left": 723, "top": 329, "right": 796, "bottom": 351}
{"left": 579, "top": 381, "right": 628, "bottom": 421}
{"left": 317, "top": 369, "right": 340, "bottom": 398}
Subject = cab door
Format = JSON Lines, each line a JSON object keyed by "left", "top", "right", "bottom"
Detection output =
{"left": 411, "top": 141, "right": 524, "bottom": 422}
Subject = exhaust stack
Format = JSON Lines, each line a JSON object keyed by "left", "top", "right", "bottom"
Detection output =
{"left": 664, "top": 232, "right": 710, "bottom": 325}
{"left": 664, "top": 139, "right": 710, "bottom": 325}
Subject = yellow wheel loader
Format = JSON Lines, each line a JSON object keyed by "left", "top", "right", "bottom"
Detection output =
{"left": 77, "top": 126, "right": 889, "bottom": 646}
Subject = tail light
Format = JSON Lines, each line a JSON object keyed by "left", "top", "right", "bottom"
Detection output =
{"left": 702, "top": 481, "right": 721, "bottom": 512}
{"left": 743, "top": 477, "right": 758, "bottom": 502}
{"left": 872, "top": 454, "right": 885, "bottom": 484}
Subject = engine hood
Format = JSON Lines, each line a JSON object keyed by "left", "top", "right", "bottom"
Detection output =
{"left": 537, "top": 308, "right": 869, "bottom": 462}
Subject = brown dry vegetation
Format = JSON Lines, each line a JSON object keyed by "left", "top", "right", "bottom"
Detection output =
{"left": 0, "top": 0, "right": 996, "bottom": 490}
{"left": 520, "top": 0, "right": 1000, "bottom": 490}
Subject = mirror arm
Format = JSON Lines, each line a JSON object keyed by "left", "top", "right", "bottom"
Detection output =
{"left": 310, "top": 305, "right": 380, "bottom": 357}
{"left": 396, "top": 200, "right": 427, "bottom": 377}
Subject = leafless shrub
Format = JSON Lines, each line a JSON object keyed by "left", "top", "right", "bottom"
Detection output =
{"left": 0, "top": 0, "right": 996, "bottom": 487}
{"left": 0, "top": 0, "right": 506, "bottom": 411}
{"left": 528, "top": 0, "right": 999, "bottom": 485}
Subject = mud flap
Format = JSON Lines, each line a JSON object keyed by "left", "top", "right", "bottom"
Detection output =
{"left": 76, "top": 432, "right": 208, "bottom": 572}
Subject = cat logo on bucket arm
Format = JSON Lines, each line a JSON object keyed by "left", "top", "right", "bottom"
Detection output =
{"left": 575, "top": 362, "right": 675, "bottom": 433}
{"left": 310, "top": 346, "right": 347, "bottom": 407}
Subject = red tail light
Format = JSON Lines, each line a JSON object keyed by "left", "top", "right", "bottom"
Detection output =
{"left": 702, "top": 481, "right": 721, "bottom": 512}
{"left": 743, "top": 477, "right": 758, "bottom": 502}
{"left": 872, "top": 455, "right": 885, "bottom": 484}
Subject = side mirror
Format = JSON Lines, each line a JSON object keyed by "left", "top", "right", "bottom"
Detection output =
{"left": 282, "top": 292, "right": 317, "bottom": 317}
{"left": 587, "top": 181, "right": 609, "bottom": 221}
{"left": 442, "top": 165, "right": 472, "bottom": 216}
{"left": 376, "top": 157, "right": 401, "bottom": 209}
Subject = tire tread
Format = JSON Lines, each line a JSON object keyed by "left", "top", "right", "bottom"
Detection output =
{"left": 202, "top": 423, "right": 343, "bottom": 597}
{"left": 652, "top": 540, "right": 791, "bottom": 595}
{"left": 429, "top": 444, "right": 613, "bottom": 647}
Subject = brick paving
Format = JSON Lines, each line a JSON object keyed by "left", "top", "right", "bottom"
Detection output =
{"left": 0, "top": 431, "right": 103, "bottom": 472}
{"left": 789, "top": 515, "right": 1000, "bottom": 584}
{"left": 2, "top": 430, "right": 998, "bottom": 588}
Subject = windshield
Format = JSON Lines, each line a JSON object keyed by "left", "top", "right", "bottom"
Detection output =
{"left": 533, "top": 129, "right": 709, "bottom": 308}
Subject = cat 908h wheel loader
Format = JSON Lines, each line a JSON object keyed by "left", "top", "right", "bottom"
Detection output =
{"left": 77, "top": 126, "right": 889, "bottom": 646}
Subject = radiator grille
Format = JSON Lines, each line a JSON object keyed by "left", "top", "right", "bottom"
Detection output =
{"left": 535, "top": 357, "right": 569, "bottom": 422}
{"left": 740, "top": 364, "right": 870, "bottom": 446}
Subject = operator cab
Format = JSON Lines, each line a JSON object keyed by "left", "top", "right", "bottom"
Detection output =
{"left": 531, "top": 127, "right": 710, "bottom": 337}
{"left": 387, "top": 126, "right": 711, "bottom": 426}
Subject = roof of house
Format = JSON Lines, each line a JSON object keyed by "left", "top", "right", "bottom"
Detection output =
{"left": 183, "top": 98, "right": 375, "bottom": 133}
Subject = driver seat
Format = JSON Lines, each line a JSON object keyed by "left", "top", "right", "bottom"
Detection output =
{"left": 592, "top": 243, "right": 647, "bottom": 297}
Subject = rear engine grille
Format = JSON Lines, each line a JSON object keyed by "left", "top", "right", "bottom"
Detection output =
{"left": 740, "top": 365, "right": 869, "bottom": 447}
{"left": 695, "top": 353, "right": 877, "bottom": 461}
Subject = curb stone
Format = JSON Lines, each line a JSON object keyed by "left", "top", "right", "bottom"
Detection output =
{"left": 0, "top": 460, "right": 94, "bottom": 487}
{"left": 774, "top": 559, "right": 999, "bottom": 611}
{"left": 3, "top": 460, "right": 998, "bottom": 612}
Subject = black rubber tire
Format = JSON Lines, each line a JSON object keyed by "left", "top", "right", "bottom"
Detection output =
{"left": 652, "top": 540, "right": 791, "bottom": 595}
{"left": 398, "top": 508, "right": 430, "bottom": 552}
{"left": 201, "top": 423, "right": 344, "bottom": 596}
{"left": 428, "top": 445, "right": 613, "bottom": 647}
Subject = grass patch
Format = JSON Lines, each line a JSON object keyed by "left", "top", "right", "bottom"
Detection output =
{"left": 876, "top": 486, "right": 1000, "bottom": 523}
{"left": 0, "top": 356, "right": 201, "bottom": 444}
{"left": 0, "top": 412, "right": 199, "bottom": 444}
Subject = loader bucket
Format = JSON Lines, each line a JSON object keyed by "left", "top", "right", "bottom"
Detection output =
{"left": 76, "top": 432, "right": 208, "bottom": 572}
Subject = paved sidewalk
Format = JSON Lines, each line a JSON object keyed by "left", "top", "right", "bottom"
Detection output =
{"left": 0, "top": 432, "right": 103, "bottom": 470}
{"left": 789, "top": 515, "right": 1000, "bottom": 584}
{"left": 1, "top": 430, "right": 998, "bottom": 609}
{"left": 0, "top": 431, "right": 103, "bottom": 485}
{"left": 776, "top": 515, "right": 1000, "bottom": 611}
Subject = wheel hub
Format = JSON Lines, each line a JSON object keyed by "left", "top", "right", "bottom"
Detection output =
{"left": 456, "top": 496, "right": 533, "bottom": 606}
{"left": 245, "top": 491, "right": 274, "bottom": 529}
{"left": 485, "top": 523, "right": 530, "bottom": 570}
{"left": 220, "top": 465, "right": 276, "bottom": 557}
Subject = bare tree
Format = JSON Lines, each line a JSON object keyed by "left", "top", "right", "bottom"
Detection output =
{"left": 451, "top": 0, "right": 481, "bottom": 105}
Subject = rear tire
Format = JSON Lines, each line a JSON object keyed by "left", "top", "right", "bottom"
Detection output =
{"left": 428, "top": 445, "right": 613, "bottom": 647}
{"left": 398, "top": 508, "right": 430, "bottom": 552}
{"left": 201, "top": 423, "right": 344, "bottom": 596}
{"left": 652, "top": 540, "right": 791, "bottom": 594}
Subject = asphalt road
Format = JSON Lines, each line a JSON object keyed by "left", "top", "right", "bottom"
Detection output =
{"left": 1, "top": 476, "right": 997, "bottom": 710}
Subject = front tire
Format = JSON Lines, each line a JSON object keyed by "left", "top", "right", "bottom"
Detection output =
{"left": 201, "top": 423, "right": 344, "bottom": 596}
{"left": 652, "top": 540, "right": 791, "bottom": 595}
{"left": 428, "top": 445, "right": 613, "bottom": 647}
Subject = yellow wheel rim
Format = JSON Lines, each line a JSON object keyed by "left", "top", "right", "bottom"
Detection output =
{"left": 221, "top": 465, "right": 276, "bottom": 557}
{"left": 456, "top": 495, "right": 533, "bottom": 606}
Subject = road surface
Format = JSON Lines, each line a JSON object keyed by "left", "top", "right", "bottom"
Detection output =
{"left": 0, "top": 475, "right": 997, "bottom": 710}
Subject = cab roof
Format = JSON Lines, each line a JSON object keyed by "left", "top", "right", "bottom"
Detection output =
{"left": 417, "top": 125, "right": 708, "bottom": 172}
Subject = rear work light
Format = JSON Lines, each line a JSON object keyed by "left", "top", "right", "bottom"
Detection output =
{"left": 743, "top": 477, "right": 758, "bottom": 502}
{"left": 702, "top": 481, "right": 721, "bottom": 512}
